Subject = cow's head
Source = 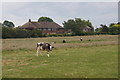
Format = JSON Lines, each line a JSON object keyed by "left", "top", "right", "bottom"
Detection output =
{"left": 49, "top": 45, "right": 54, "bottom": 51}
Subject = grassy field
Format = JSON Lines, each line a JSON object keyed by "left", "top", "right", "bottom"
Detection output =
{"left": 2, "top": 35, "right": 118, "bottom": 78}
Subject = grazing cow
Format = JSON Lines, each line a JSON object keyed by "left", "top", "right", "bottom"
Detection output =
{"left": 63, "top": 40, "right": 66, "bottom": 43}
{"left": 36, "top": 42, "right": 54, "bottom": 57}
{"left": 80, "top": 38, "right": 83, "bottom": 41}
{"left": 88, "top": 39, "right": 91, "bottom": 41}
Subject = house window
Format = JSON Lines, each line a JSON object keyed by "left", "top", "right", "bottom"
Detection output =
{"left": 43, "top": 28, "right": 47, "bottom": 31}
{"left": 52, "top": 28, "right": 56, "bottom": 31}
{"left": 48, "top": 28, "right": 52, "bottom": 31}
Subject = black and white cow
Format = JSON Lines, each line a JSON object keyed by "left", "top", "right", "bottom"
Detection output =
{"left": 36, "top": 42, "right": 54, "bottom": 57}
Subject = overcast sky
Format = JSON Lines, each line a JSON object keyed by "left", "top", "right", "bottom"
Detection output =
{"left": 1, "top": 1, "right": 118, "bottom": 28}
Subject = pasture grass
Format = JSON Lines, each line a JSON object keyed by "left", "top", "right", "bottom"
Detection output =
{"left": 2, "top": 35, "right": 118, "bottom": 50}
{"left": 2, "top": 45, "right": 118, "bottom": 78}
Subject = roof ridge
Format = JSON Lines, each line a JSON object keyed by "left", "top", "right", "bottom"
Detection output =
{"left": 20, "top": 21, "right": 63, "bottom": 29}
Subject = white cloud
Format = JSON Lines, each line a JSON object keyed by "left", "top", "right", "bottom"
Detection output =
{"left": 1, "top": 2, "right": 118, "bottom": 28}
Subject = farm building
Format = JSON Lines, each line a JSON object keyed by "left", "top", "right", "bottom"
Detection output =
{"left": 82, "top": 26, "right": 93, "bottom": 32}
{"left": 18, "top": 19, "right": 72, "bottom": 34}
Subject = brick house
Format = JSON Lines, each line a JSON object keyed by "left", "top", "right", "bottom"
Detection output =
{"left": 18, "top": 19, "right": 72, "bottom": 34}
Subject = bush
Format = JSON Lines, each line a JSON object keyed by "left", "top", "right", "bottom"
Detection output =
{"left": 2, "top": 27, "right": 16, "bottom": 38}
{"left": 29, "top": 29, "right": 42, "bottom": 38}
{"left": 2, "top": 27, "right": 43, "bottom": 38}
{"left": 15, "top": 28, "right": 29, "bottom": 38}
{"left": 2, "top": 26, "right": 119, "bottom": 39}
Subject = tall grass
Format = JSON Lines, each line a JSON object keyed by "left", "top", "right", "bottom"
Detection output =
{"left": 2, "top": 35, "right": 118, "bottom": 50}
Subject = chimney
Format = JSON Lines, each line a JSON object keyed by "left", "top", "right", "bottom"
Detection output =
{"left": 29, "top": 19, "right": 31, "bottom": 22}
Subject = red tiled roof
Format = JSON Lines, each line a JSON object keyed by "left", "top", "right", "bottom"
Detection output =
{"left": 19, "top": 21, "right": 63, "bottom": 29}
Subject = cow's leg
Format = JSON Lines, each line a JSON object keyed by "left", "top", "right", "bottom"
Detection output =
{"left": 39, "top": 50, "right": 43, "bottom": 56}
{"left": 46, "top": 51, "right": 50, "bottom": 57}
{"left": 36, "top": 46, "right": 40, "bottom": 56}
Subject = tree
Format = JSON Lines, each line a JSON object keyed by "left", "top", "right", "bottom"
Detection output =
{"left": 63, "top": 19, "right": 81, "bottom": 35}
{"left": 109, "top": 23, "right": 115, "bottom": 27}
{"left": 0, "top": 23, "right": 2, "bottom": 38}
{"left": 15, "top": 28, "right": 29, "bottom": 38}
{"left": 29, "top": 29, "right": 42, "bottom": 38}
{"left": 38, "top": 17, "right": 54, "bottom": 22}
{"left": 109, "top": 23, "right": 120, "bottom": 34}
{"left": 63, "top": 18, "right": 94, "bottom": 35}
{"left": 95, "top": 23, "right": 120, "bottom": 34}
{"left": 95, "top": 28, "right": 102, "bottom": 32}
{"left": 100, "top": 24, "right": 109, "bottom": 33}
{"left": 2, "top": 27, "right": 43, "bottom": 38}
{"left": 3, "top": 20, "right": 15, "bottom": 28}
{"left": 2, "top": 26, "right": 16, "bottom": 38}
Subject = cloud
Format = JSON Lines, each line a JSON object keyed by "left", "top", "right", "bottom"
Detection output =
{"left": 1, "top": 2, "right": 118, "bottom": 28}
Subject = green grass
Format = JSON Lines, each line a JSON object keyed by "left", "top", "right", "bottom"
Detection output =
{"left": 2, "top": 45, "right": 118, "bottom": 78}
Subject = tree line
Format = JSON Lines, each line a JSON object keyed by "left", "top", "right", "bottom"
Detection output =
{"left": 1, "top": 17, "right": 120, "bottom": 38}
{"left": 95, "top": 23, "right": 120, "bottom": 35}
{"left": 63, "top": 18, "right": 94, "bottom": 35}
{"left": 2, "top": 26, "right": 43, "bottom": 38}
{"left": 1, "top": 17, "right": 53, "bottom": 38}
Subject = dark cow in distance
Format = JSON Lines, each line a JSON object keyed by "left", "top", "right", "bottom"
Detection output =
{"left": 36, "top": 42, "right": 54, "bottom": 57}
{"left": 63, "top": 40, "right": 66, "bottom": 43}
